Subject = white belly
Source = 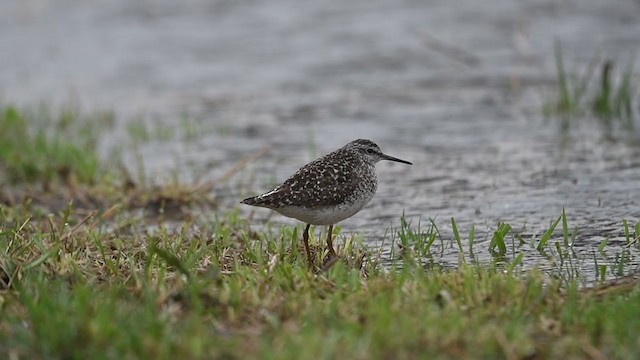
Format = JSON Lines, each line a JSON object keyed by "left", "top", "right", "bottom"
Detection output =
{"left": 275, "top": 195, "right": 373, "bottom": 225}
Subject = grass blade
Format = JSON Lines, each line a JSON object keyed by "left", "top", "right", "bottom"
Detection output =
{"left": 562, "top": 208, "right": 569, "bottom": 247}
{"left": 623, "top": 219, "right": 630, "bottom": 245}
{"left": 537, "top": 215, "right": 562, "bottom": 252}
{"left": 150, "top": 244, "right": 192, "bottom": 280}
{"left": 490, "top": 223, "right": 511, "bottom": 256}
{"left": 451, "top": 217, "right": 463, "bottom": 255}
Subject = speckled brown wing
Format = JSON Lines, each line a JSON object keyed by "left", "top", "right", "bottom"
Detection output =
{"left": 247, "top": 149, "right": 366, "bottom": 209}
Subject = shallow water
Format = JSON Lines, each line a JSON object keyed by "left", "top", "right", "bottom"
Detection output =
{"left": 2, "top": 0, "right": 640, "bottom": 280}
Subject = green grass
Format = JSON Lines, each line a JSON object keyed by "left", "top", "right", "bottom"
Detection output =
{"left": 398, "top": 211, "right": 640, "bottom": 285}
{"left": 0, "top": 104, "right": 105, "bottom": 186}
{"left": 545, "top": 42, "right": 638, "bottom": 131}
{"left": 1, "top": 203, "right": 640, "bottom": 359}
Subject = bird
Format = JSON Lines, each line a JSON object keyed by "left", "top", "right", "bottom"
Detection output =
{"left": 241, "top": 139, "right": 412, "bottom": 267}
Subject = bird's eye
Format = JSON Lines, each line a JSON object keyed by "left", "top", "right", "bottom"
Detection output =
{"left": 366, "top": 148, "right": 374, "bottom": 154}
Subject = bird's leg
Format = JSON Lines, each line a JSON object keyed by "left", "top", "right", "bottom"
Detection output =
{"left": 326, "top": 225, "right": 337, "bottom": 258}
{"left": 302, "top": 223, "right": 313, "bottom": 267}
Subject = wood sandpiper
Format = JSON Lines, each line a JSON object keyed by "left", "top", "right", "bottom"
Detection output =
{"left": 241, "top": 139, "right": 412, "bottom": 267}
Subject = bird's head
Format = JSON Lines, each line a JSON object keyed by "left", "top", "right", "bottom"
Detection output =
{"left": 347, "top": 139, "right": 413, "bottom": 166}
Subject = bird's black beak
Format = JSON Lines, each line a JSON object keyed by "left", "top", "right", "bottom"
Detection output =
{"left": 381, "top": 153, "right": 413, "bottom": 165}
